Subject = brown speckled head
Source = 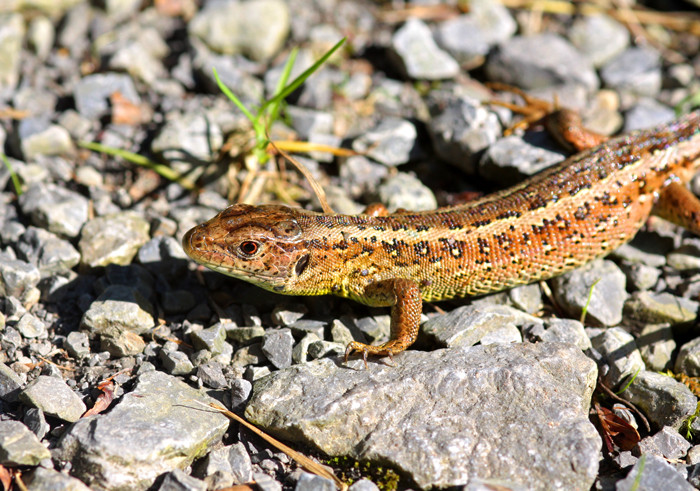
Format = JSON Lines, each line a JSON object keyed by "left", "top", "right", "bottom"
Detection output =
{"left": 183, "top": 204, "right": 312, "bottom": 293}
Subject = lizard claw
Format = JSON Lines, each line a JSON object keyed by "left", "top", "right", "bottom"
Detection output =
{"left": 344, "top": 341, "right": 370, "bottom": 369}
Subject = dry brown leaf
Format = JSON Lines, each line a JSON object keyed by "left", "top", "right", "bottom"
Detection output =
{"left": 0, "top": 465, "right": 11, "bottom": 491}
{"left": 594, "top": 401, "right": 641, "bottom": 452}
{"left": 83, "top": 381, "right": 115, "bottom": 418}
{"left": 110, "top": 92, "right": 144, "bottom": 126}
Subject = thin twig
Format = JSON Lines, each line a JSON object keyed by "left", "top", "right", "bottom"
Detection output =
{"left": 194, "top": 401, "right": 347, "bottom": 490}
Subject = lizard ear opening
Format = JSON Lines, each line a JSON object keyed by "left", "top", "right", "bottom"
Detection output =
{"left": 295, "top": 254, "right": 310, "bottom": 276}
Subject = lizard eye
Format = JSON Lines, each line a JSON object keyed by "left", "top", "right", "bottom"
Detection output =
{"left": 238, "top": 241, "right": 261, "bottom": 257}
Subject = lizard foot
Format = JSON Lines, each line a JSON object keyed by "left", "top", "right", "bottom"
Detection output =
{"left": 344, "top": 341, "right": 402, "bottom": 369}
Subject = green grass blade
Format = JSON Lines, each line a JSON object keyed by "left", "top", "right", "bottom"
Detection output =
{"left": 212, "top": 67, "right": 257, "bottom": 123}
{"left": 79, "top": 141, "right": 196, "bottom": 190}
{"left": 262, "top": 37, "right": 346, "bottom": 111}
{"left": 580, "top": 278, "right": 601, "bottom": 324}
{"left": 617, "top": 366, "right": 642, "bottom": 395}
{"left": 1, "top": 152, "right": 22, "bottom": 196}
{"left": 266, "top": 47, "right": 299, "bottom": 127}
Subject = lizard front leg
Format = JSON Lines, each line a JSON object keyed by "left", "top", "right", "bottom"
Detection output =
{"left": 344, "top": 278, "right": 422, "bottom": 366}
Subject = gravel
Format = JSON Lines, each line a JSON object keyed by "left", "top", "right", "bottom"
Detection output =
{"left": 1, "top": 1, "right": 700, "bottom": 489}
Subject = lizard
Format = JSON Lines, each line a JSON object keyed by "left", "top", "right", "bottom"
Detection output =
{"left": 183, "top": 108, "right": 700, "bottom": 365}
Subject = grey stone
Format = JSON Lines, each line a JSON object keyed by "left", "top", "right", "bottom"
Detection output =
{"left": 191, "top": 323, "right": 228, "bottom": 355}
{"left": 271, "top": 304, "right": 308, "bottom": 326}
{"left": 74, "top": 73, "right": 140, "bottom": 120}
{"left": 245, "top": 366, "right": 271, "bottom": 382}
{"left": 479, "top": 323, "right": 522, "bottom": 345}
{"left": 612, "top": 451, "right": 638, "bottom": 470}
{"left": 619, "top": 261, "right": 661, "bottom": 291}
{"left": 232, "top": 343, "right": 265, "bottom": 368}
{"left": 308, "top": 340, "right": 345, "bottom": 360}
{"left": 428, "top": 96, "right": 501, "bottom": 174}
{"left": 227, "top": 325, "right": 265, "bottom": 344}
{"left": 348, "top": 479, "right": 380, "bottom": 491}
{"left": 0, "top": 420, "right": 51, "bottom": 466}
{"left": 330, "top": 320, "right": 355, "bottom": 346}
{"left": 675, "top": 338, "right": 700, "bottom": 377}
{"left": 295, "top": 472, "right": 336, "bottom": 491}
{"left": 637, "top": 324, "right": 675, "bottom": 372}
{"left": 621, "top": 371, "right": 697, "bottom": 430}
{"left": 391, "top": 18, "right": 459, "bottom": 80}
{"left": 612, "top": 238, "right": 669, "bottom": 268}
{"left": 377, "top": 172, "right": 437, "bottom": 212}
{"left": 622, "top": 99, "right": 676, "bottom": 133}
{"left": 228, "top": 442, "right": 252, "bottom": 484}
{"left": 59, "top": 109, "right": 93, "bottom": 140}
{"left": 23, "top": 407, "right": 49, "bottom": 440}
{"left": 230, "top": 378, "right": 252, "bottom": 409}
{"left": 22, "top": 466, "right": 92, "bottom": 491}
{"left": 352, "top": 118, "right": 417, "bottom": 167}
{"left": 339, "top": 156, "right": 389, "bottom": 198}
{"left": 160, "top": 350, "right": 194, "bottom": 376}
{"left": 55, "top": 371, "right": 229, "bottom": 490}
{"left": 687, "top": 445, "right": 700, "bottom": 465}
{"left": 636, "top": 426, "right": 691, "bottom": 460}
{"left": 0, "top": 251, "right": 40, "bottom": 303}
{"left": 485, "top": 33, "right": 598, "bottom": 91}
{"left": 108, "top": 26, "right": 168, "bottom": 86}
{"left": 688, "top": 463, "right": 700, "bottom": 489}
{"left": 151, "top": 111, "right": 223, "bottom": 168}
{"left": 480, "top": 135, "right": 565, "bottom": 185}
{"left": 21, "top": 124, "right": 75, "bottom": 160}
{"left": 246, "top": 343, "right": 599, "bottom": 490}
{"left": 19, "top": 183, "right": 89, "bottom": 239}
{"left": 551, "top": 259, "right": 627, "bottom": 326}
{"left": 423, "top": 304, "right": 542, "bottom": 349}
{"left": 667, "top": 243, "right": 700, "bottom": 271}
{"left": 16, "top": 226, "right": 81, "bottom": 275}
{"left": 435, "top": 0, "right": 516, "bottom": 66}
{"left": 262, "top": 328, "right": 295, "bottom": 370}
{"left": 78, "top": 211, "right": 150, "bottom": 269}
{"left": 590, "top": 327, "right": 645, "bottom": 389}
{"left": 0, "top": 13, "right": 24, "bottom": 94}
{"left": 253, "top": 472, "right": 282, "bottom": 491}
{"left": 0, "top": 362, "right": 23, "bottom": 402}
{"left": 624, "top": 291, "right": 698, "bottom": 325}
{"left": 288, "top": 319, "right": 327, "bottom": 340}
{"left": 197, "top": 362, "right": 228, "bottom": 389}
{"left": 568, "top": 14, "right": 629, "bottom": 67}
{"left": 189, "top": 0, "right": 289, "bottom": 61}
{"left": 292, "top": 333, "right": 323, "bottom": 365}
{"left": 81, "top": 285, "right": 155, "bottom": 338}
{"left": 19, "top": 375, "right": 86, "bottom": 422}
{"left": 100, "top": 329, "right": 146, "bottom": 357}
{"left": 600, "top": 46, "right": 662, "bottom": 98}
{"left": 286, "top": 106, "right": 333, "bottom": 140}
{"left": 523, "top": 318, "right": 591, "bottom": 351}
{"left": 616, "top": 454, "right": 693, "bottom": 491}
{"left": 155, "top": 469, "right": 206, "bottom": 491}
{"left": 197, "top": 445, "right": 234, "bottom": 489}
{"left": 192, "top": 49, "right": 263, "bottom": 108}
{"left": 15, "top": 312, "right": 47, "bottom": 338}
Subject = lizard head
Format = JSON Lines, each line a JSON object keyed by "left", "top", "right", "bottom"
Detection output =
{"left": 182, "top": 204, "right": 313, "bottom": 293}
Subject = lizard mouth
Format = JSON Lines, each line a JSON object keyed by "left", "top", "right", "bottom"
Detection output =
{"left": 182, "top": 226, "right": 209, "bottom": 259}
